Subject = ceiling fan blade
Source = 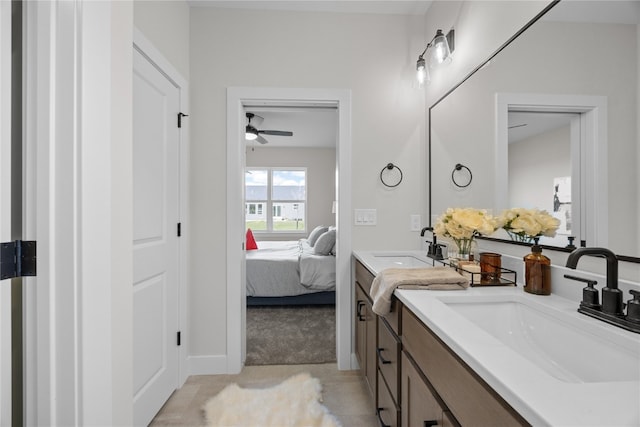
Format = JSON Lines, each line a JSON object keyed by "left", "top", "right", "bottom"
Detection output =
{"left": 256, "top": 135, "right": 269, "bottom": 145}
{"left": 259, "top": 130, "right": 293, "bottom": 137}
{"left": 245, "top": 112, "right": 264, "bottom": 127}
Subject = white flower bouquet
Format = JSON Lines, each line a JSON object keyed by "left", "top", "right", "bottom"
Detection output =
{"left": 499, "top": 208, "right": 560, "bottom": 243}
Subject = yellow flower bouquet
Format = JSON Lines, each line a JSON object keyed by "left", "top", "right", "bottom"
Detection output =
{"left": 434, "top": 207, "right": 500, "bottom": 258}
{"left": 499, "top": 208, "right": 560, "bottom": 243}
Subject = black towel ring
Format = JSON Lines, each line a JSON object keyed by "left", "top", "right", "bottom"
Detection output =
{"left": 451, "top": 163, "right": 472, "bottom": 188}
{"left": 380, "top": 163, "right": 403, "bottom": 188}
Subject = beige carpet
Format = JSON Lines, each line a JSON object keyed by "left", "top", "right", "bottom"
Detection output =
{"left": 246, "top": 305, "right": 336, "bottom": 365}
{"left": 203, "top": 373, "right": 341, "bottom": 426}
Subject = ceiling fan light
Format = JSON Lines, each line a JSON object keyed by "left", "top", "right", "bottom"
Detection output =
{"left": 245, "top": 125, "right": 258, "bottom": 140}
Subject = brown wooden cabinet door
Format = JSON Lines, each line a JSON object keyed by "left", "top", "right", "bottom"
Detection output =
{"left": 355, "top": 283, "right": 376, "bottom": 399}
{"left": 401, "top": 352, "right": 445, "bottom": 427}
{"left": 355, "top": 284, "right": 366, "bottom": 369}
{"left": 364, "top": 295, "right": 377, "bottom": 397}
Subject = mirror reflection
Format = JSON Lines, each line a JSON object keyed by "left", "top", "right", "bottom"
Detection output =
{"left": 429, "top": 0, "right": 639, "bottom": 259}
{"left": 508, "top": 111, "right": 575, "bottom": 247}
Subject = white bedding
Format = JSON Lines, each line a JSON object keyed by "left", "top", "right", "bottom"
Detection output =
{"left": 246, "top": 239, "right": 336, "bottom": 297}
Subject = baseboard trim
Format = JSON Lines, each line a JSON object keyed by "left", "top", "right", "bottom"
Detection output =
{"left": 350, "top": 353, "right": 360, "bottom": 370}
{"left": 188, "top": 355, "right": 228, "bottom": 375}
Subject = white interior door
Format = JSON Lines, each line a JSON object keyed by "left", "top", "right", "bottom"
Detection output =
{"left": 132, "top": 47, "right": 180, "bottom": 426}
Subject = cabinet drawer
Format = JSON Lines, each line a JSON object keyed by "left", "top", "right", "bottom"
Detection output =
{"left": 377, "top": 370, "right": 399, "bottom": 427}
{"left": 402, "top": 308, "right": 528, "bottom": 426}
{"left": 377, "top": 318, "right": 400, "bottom": 403}
{"left": 355, "top": 260, "right": 375, "bottom": 297}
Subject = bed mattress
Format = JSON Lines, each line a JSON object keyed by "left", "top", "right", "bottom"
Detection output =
{"left": 246, "top": 239, "right": 336, "bottom": 298}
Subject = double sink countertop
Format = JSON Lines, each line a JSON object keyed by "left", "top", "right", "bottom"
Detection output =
{"left": 353, "top": 250, "right": 640, "bottom": 427}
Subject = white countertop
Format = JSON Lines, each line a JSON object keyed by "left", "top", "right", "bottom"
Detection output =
{"left": 353, "top": 250, "right": 640, "bottom": 426}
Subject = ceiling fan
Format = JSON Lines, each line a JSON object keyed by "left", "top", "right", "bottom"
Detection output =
{"left": 245, "top": 112, "right": 293, "bottom": 144}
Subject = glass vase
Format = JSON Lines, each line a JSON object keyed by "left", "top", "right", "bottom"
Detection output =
{"left": 451, "top": 237, "right": 474, "bottom": 261}
{"left": 523, "top": 243, "right": 551, "bottom": 295}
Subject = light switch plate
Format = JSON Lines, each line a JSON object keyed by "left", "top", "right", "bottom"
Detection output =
{"left": 354, "top": 209, "right": 377, "bottom": 226}
{"left": 410, "top": 214, "right": 421, "bottom": 231}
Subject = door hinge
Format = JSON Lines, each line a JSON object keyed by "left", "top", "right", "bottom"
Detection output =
{"left": 177, "top": 222, "right": 182, "bottom": 237}
{"left": 177, "top": 331, "right": 181, "bottom": 346}
{"left": 177, "top": 112, "right": 189, "bottom": 128}
{"left": 0, "top": 240, "right": 37, "bottom": 280}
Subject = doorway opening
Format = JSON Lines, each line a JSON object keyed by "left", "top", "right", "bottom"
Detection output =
{"left": 243, "top": 105, "right": 338, "bottom": 366}
{"left": 226, "top": 88, "right": 353, "bottom": 373}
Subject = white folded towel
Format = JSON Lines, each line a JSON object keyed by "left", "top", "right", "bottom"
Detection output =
{"left": 370, "top": 267, "right": 469, "bottom": 315}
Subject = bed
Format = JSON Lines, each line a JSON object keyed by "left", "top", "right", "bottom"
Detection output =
{"left": 246, "top": 235, "right": 336, "bottom": 306}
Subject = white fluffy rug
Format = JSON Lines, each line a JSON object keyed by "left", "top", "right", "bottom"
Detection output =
{"left": 203, "top": 373, "right": 342, "bottom": 427}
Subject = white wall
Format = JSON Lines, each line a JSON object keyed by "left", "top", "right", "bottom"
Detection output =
{"left": 190, "top": 7, "right": 425, "bottom": 358}
{"left": 423, "top": 1, "right": 551, "bottom": 103}
{"left": 133, "top": 0, "right": 190, "bottom": 78}
{"left": 508, "top": 125, "right": 571, "bottom": 214}
{"left": 424, "top": 0, "right": 640, "bottom": 280}
{"left": 246, "top": 147, "right": 336, "bottom": 240}
{"left": 424, "top": 0, "right": 553, "bottom": 222}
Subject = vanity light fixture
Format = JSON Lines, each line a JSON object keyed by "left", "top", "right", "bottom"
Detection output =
{"left": 416, "top": 29, "right": 455, "bottom": 87}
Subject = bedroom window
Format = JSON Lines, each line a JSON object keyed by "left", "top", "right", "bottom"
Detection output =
{"left": 245, "top": 168, "right": 307, "bottom": 232}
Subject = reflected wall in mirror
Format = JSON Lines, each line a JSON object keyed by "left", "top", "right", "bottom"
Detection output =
{"left": 429, "top": 0, "right": 639, "bottom": 259}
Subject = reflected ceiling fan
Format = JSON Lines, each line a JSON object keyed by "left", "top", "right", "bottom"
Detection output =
{"left": 245, "top": 112, "right": 293, "bottom": 144}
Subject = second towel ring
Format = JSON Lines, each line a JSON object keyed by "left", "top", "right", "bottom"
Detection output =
{"left": 451, "top": 163, "right": 472, "bottom": 188}
{"left": 380, "top": 163, "right": 403, "bottom": 187}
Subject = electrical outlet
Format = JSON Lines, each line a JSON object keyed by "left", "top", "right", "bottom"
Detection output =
{"left": 410, "top": 214, "right": 421, "bottom": 231}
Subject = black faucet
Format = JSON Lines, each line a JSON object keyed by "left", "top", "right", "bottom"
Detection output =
{"left": 565, "top": 247, "right": 640, "bottom": 333}
{"left": 420, "top": 227, "right": 444, "bottom": 260}
{"left": 566, "top": 247, "right": 622, "bottom": 315}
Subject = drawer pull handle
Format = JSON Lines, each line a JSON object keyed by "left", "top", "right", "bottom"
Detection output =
{"left": 357, "top": 301, "right": 365, "bottom": 321}
{"left": 424, "top": 421, "right": 438, "bottom": 427}
{"left": 376, "top": 347, "right": 392, "bottom": 364}
{"left": 376, "top": 408, "right": 391, "bottom": 427}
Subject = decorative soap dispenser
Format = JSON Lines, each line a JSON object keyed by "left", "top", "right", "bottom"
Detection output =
{"left": 523, "top": 238, "right": 551, "bottom": 295}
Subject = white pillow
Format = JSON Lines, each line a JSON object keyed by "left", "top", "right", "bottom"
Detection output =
{"left": 307, "top": 226, "right": 328, "bottom": 247}
{"left": 314, "top": 230, "right": 336, "bottom": 255}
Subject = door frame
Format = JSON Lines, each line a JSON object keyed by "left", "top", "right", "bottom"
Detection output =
{"left": 133, "top": 27, "right": 190, "bottom": 388}
{"left": 0, "top": 1, "right": 13, "bottom": 423}
{"left": 20, "top": 3, "right": 188, "bottom": 424}
{"left": 226, "top": 87, "right": 353, "bottom": 373}
{"left": 495, "top": 93, "right": 608, "bottom": 248}
{"left": 23, "top": 2, "right": 138, "bottom": 424}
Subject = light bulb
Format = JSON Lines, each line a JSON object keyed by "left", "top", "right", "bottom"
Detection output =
{"left": 416, "top": 57, "right": 429, "bottom": 88}
{"left": 429, "top": 30, "right": 451, "bottom": 68}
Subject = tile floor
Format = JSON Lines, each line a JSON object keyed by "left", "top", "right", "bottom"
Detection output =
{"left": 149, "top": 363, "right": 377, "bottom": 426}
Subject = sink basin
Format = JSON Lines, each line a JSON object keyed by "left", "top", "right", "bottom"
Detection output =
{"left": 372, "top": 254, "right": 429, "bottom": 268}
{"left": 438, "top": 295, "right": 640, "bottom": 384}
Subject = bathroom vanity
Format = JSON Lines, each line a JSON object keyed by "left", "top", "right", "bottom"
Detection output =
{"left": 353, "top": 251, "right": 640, "bottom": 426}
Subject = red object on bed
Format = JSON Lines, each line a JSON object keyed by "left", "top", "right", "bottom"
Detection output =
{"left": 246, "top": 228, "right": 258, "bottom": 250}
